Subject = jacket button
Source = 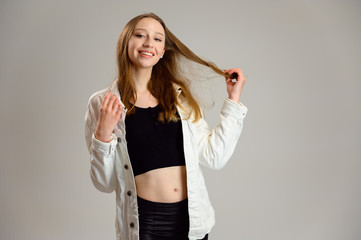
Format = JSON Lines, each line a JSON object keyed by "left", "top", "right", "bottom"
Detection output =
{"left": 127, "top": 191, "right": 132, "bottom": 196}
{"left": 124, "top": 164, "right": 129, "bottom": 170}
{"left": 117, "top": 137, "right": 121, "bottom": 143}
{"left": 130, "top": 222, "right": 135, "bottom": 228}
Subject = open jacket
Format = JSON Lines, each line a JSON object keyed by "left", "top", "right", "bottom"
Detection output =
{"left": 84, "top": 79, "right": 248, "bottom": 240}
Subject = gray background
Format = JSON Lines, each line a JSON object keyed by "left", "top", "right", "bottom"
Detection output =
{"left": 1, "top": 0, "right": 360, "bottom": 239}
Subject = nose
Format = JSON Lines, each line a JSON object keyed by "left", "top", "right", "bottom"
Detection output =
{"left": 143, "top": 37, "right": 153, "bottom": 48}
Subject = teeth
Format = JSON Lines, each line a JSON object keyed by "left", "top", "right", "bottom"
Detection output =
{"left": 140, "top": 52, "right": 153, "bottom": 56}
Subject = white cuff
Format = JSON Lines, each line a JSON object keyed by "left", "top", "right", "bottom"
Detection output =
{"left": 91, "top": 133, "right": 117, "bottom": 155}
{"left": 222, "top": 98, "right": 248, "bottom": 119}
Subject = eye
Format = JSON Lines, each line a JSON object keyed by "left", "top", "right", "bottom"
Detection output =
{"left": 155, "top": 38, "right": 162, "bottom": 42}
{"left": 135, "top": 34, "right": 144, "bottom": 38}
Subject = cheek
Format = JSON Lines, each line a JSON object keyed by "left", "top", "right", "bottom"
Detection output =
{"left": 157, "top": 44, "right": 165, "bottom": 54}
{"left": 128, "top": 39, "right": 139, "bottom": 53}
{"left": 128, "top": 42, "right": 134, "bottom": 54}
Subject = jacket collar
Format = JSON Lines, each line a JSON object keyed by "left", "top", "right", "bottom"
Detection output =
{"left": 107, "top": 79, "right": 125, "bottom": 109}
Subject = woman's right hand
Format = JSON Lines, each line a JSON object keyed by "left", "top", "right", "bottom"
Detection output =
{"left": 94, "top": 92, "right": 123, "bottom": 142}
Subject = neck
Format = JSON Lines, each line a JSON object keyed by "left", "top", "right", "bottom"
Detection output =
{"left": 132, "top": 67, "right": 152, "bottom": 93}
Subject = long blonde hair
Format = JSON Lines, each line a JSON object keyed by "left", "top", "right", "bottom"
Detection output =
{"left": 116, "top": 13, "right": 231, "bottom": 122}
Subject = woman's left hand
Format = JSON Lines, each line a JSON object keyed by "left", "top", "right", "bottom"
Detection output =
{"left": 224, "top": 68, "right": 247, "bottom": 103}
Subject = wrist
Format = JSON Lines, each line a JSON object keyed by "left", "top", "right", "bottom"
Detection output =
{"left": 94, "top": 129, "right": 112, "bottom": 143}
{"left": 228, "top": 96, "right": 240, "bottom": 103}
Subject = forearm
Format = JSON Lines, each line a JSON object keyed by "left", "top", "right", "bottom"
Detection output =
{"left": 197, "top": 98, "right": 248, "bottom": 169}
{"left": 89, "top": 133, "right": 118, "bottom": 193}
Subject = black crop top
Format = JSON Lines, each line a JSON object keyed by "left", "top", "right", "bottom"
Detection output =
{"left": 124, "top": 105, "right": 186, "bottom": 176}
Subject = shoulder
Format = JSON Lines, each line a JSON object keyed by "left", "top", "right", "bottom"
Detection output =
{"left": 176, "top": 94, "right": 204, "bottom": 123}
{"left": 87, "top": 87, "right": 108, "bottom": 110}
{"left": 87, "top": 79, "right": 119, "bottom": 108}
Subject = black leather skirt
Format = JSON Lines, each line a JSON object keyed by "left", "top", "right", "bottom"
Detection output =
{"left": 137, "top": 196, "right": 208, "bottom": 240}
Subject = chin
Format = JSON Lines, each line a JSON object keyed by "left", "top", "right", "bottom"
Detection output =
{"left": 138, "top": 60, "right": 160, "bottom": 69}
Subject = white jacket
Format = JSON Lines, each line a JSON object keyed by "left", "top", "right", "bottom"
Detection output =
{"left": 84, "top": 80, "right": 248, "bottom": 240}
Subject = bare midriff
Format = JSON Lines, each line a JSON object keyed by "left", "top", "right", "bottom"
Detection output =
{"left": 134, "top": 166, "right": 188, "bottom": 203}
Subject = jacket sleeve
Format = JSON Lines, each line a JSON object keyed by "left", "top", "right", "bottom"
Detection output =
{"left": 84, "top": 93, "right": 117, "bottom": 193}
{"left": 194, "top": 98, "right": 248, "bottom": 169}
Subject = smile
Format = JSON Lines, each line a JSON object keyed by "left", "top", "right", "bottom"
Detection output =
{"left": 139, "top": 51, "right": 155, "bottom": 57}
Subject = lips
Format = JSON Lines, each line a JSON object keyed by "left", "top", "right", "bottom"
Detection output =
{"left": 139, "top": 50, "right": 155, "bottom": 57}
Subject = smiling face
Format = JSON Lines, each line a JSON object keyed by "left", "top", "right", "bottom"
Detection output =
{"left": 127, "top": 17, "right": 166, "bottom": 71}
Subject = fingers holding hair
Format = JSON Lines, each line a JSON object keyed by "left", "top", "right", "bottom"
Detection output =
{"left": 224, "top": 68, "right": 247, "bottom": 103}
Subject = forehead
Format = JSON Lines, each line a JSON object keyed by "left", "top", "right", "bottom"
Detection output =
{"left": 134, "top": 17, "right": 165, "bottom": 35}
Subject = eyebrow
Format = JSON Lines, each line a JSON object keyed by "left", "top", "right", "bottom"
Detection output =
{"left": 134, "top": 28, "right": 164, "bottom": 37}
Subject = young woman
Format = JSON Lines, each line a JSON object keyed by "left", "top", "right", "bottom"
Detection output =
{"left": 84, "top": 13, "right": 248, "bottom": 240}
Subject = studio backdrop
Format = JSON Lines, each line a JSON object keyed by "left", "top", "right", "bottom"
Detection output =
{"left": 0, "top": 0, "right": 360, "bottom": 239}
